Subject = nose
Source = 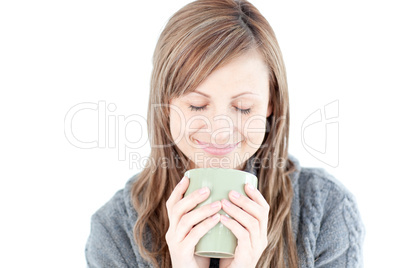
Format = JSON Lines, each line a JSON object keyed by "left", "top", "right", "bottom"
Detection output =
{"left": 210, "top": 114, "right": 236, "bottom": 145}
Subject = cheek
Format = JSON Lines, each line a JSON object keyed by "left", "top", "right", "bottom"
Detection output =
{"left": 187, "top": 116, "right": 209, "bottom": 131}
{"left": 169, "top": 108, "right": 184, "bottom": 142}
{"left": 170, "top": 107, "right": 201, "bottom": 144}
{"left": 242, "top": 116, "right": 267, "bottom": 148}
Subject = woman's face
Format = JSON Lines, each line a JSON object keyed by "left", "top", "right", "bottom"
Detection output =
{"left": 169, "top": 49, "right": 272, "bottom": 169}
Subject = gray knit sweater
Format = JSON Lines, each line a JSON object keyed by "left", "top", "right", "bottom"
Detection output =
{"left": 85, "top": 154, "right": 365, "bottom": 267}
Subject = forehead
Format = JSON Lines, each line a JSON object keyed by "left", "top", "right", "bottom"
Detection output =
{"left": 189, "top": 49, "right": 269, "bottom": 97}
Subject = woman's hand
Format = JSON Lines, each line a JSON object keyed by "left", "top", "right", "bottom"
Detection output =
{"left": 165, "top": 176, "right": 222, "bottom": 268}
{"left": 219, "top": 183, "right": 269, "bottom": 268}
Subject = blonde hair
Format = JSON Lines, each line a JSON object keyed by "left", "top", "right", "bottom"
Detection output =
{"left": 131, "top": 0, "right": 298, "bottom": 267}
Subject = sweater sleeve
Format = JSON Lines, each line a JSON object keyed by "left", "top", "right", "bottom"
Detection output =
{"left": 313, "top": 195, "right": 365, "bottom": 268}
{"left": 85, "top": 213, "right": 133, "bottom": 268}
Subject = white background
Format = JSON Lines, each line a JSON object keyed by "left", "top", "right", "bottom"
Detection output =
{"left": 1, "top": 0, "right": 401, "bottom": 267}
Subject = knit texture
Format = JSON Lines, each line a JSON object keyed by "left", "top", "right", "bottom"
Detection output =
{"left": 85, "top": 154, "right": 365, "bottom": 267}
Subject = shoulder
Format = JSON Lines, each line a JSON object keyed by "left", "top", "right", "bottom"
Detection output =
{"left": 85, "top": 173, "right": 145, "bottom": 267}
{"left": 86, "top": 189, "right": 135, "bottom": 266}
{"left": 91, "top": 172, "right": 141, "bottom": 226}
{"left": 294, "top": 167, "right": 365, "bottom": 267}
{"left": 92, "top": 188, "right": 127, "bottom": 224}
{"left": 296, "top": 166, "right": 364, "bottom": 231}
{"left": 298, "top": 167, "right": 353, "bottom": 204}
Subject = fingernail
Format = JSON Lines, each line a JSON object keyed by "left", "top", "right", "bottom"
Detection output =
{"left": 178, "top": 176, "right": 186, "bottom": 185}
{"left": 222, "top": 199, "right": 231, "bottom": 207}
{"left": 210, "top": 201, "right": 220, "bottom": 208}
{"left": 198, "top": 187, "right": 209, "bottom": 195}
{"left": 231, "top": 191, "right": 240, "bottom": 199}
{"left": 221, "top": 214, "right": 229, "bottom": 221}
{"left": 212, "top": 214, "right": 220, "bottom": 220}
{"left": 247, "top": 183, "right": 255, "bottom": 191}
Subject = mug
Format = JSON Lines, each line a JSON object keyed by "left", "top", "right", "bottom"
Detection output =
{"left": 184, "top": 168, "right": 258, "bottom": 258}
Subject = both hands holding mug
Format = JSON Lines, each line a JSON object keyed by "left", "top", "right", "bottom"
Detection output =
{"left": 165, "top": 170, "right": 270, "bottom": 268}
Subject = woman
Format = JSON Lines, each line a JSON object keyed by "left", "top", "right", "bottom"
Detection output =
{"left": 85, "top": 0, "right": 364, "bottom": 267}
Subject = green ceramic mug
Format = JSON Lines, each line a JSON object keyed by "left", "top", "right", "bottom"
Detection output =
{"left": 184, "top": 168, "right": 258, "bottom": 258}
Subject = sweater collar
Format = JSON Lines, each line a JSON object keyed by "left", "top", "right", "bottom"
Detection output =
{"left": 243, "top": 153, "right": 301, "bottom": 186}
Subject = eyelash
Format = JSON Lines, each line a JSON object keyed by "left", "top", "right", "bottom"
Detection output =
{"left": 188, "top": 105, "right": 251, "bottom": 115}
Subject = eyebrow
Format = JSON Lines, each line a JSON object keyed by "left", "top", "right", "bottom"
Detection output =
{"left": 191, "top": 90, "right": 258, "bottom": 99}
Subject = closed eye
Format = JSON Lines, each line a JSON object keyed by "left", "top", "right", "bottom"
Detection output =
{"left": 188, "top": 105, "right": 251, "bottom": 115}
{"left": 189, "top": 105, "right": 206, "bottom": 112}
{"left": 236, "top": 107, "right": 251, "bottom": 115}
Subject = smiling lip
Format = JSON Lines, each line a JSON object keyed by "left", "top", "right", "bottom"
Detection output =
{"left": 195, "top": 140, "right": 240, "bottom": 156}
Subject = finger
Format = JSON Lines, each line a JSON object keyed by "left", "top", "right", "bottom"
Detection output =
{"left": 221, "top": 199, "right": 261, "bottom": 241}
{"left": 173, "top": 186, "right": 210, "bottom": 219}
{"left": 183, "top": 213, "right": 221, "bottom": 249}
{"left": 228, "top": 189, "right": 269, "bottom": 229}
{"left": 169, "top": 186, "right": 211, "bottom": 229}
{"left": 166, "top": 176, "right": 191, "bottom": 229}
{"left": 176, "top": 201, "right": 222, "bottom": 241}
{"left": 244, "top": 183, "right": 270, "bottom": 211}
{"left": 220, "top": 214, "right": 251, "bottom": 249}
{"left": 166, "top": 176, "right": 189, "bottom": 212}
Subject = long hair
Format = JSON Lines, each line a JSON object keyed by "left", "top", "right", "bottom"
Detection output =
{"left": 131, "top": 0, "right": 298, "bottom": 267}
